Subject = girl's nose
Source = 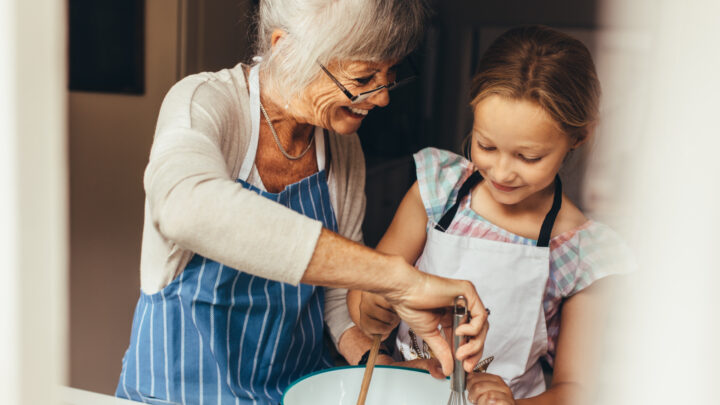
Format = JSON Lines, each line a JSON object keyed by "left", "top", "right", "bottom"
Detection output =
{"left": 494, "top": 155, "right": 516, "bottom": 182}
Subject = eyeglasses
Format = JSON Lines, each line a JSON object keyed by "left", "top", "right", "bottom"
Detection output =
{"left": 318, "top": 58, "right": 418, "bottom": 104}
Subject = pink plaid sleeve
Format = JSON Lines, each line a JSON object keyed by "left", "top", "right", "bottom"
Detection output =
{"left": 412, "top": 147, "right": 474, "bottom": 224}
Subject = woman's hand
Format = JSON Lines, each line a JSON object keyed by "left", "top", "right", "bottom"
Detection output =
{"left": 305, "top": 230, "right": 489, "bottom": 377}
{"left": 466, "top": 373, "right": 515, "bottom": 405}
{"left": 356, "top": 292, "right": 401, "bottom": 339}
{"left": 382, "top": 264, "right": 490, "bottom": 377}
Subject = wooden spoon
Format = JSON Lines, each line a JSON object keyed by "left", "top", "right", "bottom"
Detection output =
{"left": 356, "top": 334, "right": 382, "bottom": 405}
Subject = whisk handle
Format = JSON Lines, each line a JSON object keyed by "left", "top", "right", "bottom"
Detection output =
{"left": 451, "top": 296, "right": 467, "bottom": 393}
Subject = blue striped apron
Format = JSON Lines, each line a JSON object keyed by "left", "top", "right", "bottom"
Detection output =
{"left": 117, "top": 65, "right": 336, "bottom": 405}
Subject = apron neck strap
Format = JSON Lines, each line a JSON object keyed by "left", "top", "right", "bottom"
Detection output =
{"left": 435, "top": 171, "right": 482, "bottom": 232}
{"left": 536, "top": 175, "right": 562, "bottom": 248}
{"left": 434, "top": 172, "right": 563, "bottom": 248}
{"left": 238, "top": 64, "right": 261, "bottom": 181}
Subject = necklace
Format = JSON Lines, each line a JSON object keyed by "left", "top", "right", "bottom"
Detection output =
{"left": 259, "top": 100, "right": 314, "bottom": 160}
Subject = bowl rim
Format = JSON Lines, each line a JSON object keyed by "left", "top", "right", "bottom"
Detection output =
{"left": 281, "top": 365, "right": 440, "bottom": 404}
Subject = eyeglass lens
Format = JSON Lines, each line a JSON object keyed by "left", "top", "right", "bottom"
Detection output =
{"left": 351, "top": 59, "right": 417, "bottom": 103}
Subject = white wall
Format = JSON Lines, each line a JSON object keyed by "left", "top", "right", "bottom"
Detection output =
{"left": 0, "top": 0, "right": 67, "bottom": 404}
{"left": 593, "top": 0, "right": 720, "bottom": 403}
{"left": 68, "top": 0, "right": 180, "bottom": 394}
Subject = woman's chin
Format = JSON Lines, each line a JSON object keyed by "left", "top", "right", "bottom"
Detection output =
{"left": 329, "top": 121, "right": 363, "bottom": 135}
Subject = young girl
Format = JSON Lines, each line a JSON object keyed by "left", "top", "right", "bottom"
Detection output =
{"left": 348, "top": 25, "right": 633, "bottom": 404}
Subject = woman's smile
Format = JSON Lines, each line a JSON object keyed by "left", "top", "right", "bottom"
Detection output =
{"left": 341, "top": 105, "right": 370, "bottom": 119}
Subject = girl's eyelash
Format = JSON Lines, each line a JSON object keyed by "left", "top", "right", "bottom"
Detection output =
{"left": 476, "top": 140, "right": 542, "bottom": 162}
{"left": 477, "top": 142, "right": 495, "bottom": 151}
{"left": 519, "top": 154, "right": 542, "bottom": 162}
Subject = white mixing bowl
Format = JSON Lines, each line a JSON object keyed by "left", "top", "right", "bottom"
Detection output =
{"left": 282, "top": 365, "right": 451, "bottom": 405}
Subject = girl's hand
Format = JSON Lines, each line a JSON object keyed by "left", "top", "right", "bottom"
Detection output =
{"left": 466, "top": 373, "right": 515, "bottom": 405}
{"left": 357, "top": 291, "right": 400, "bottom": 339}
{"left": 394, "top": 358, "right": 446, "bottom": 379}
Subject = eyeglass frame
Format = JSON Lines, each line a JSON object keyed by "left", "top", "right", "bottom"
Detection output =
{"left": 317, "top": 57, "right": 418, "bottom": 104}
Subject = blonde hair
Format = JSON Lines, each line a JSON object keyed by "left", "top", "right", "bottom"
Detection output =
{"left": 255, "top": 0, "right": 428, "bottom": 103}
{"left": 470, "top": 25, "right": 601, "bottom": 142}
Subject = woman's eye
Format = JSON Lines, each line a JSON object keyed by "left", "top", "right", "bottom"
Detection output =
{"left": 519, "top": 154, "right": 542, "bottom": 163}
{"left": 354, "top": 76, "right": 373, "bottom": 86}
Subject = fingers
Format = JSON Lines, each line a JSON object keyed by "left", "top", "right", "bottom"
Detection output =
{"left": 451, "top": 280, "right": 489, "bottom": 371}
{"left": 418, "top": 331, "right": 453, "bottom": 376}
{"left": 425, "top": 359, "right": 445, "bottom": 379}
{"left": 392, "top": 358, "right": 445, "bottom": 379}
{"left": 358, "top": 293, "right": 400, "bottom": 337}
{"left": 456, "top": 280, "right": 489, "bottom": 335}
{"left": 473, "top": 391, "right": 513, "bottom": 405}
{"left": 457, "top": 319, "right": 489, "bottom": 372}
{"left": 357, "top": 312, "right": 394, "bottom": 337}
{"left": 360, "top": 301, "right": 398, "bottom": 325}
{"left": 466, "top": 373, "right": 514, "bottom": 405}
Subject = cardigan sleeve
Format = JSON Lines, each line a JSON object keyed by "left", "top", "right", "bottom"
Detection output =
{"left": 323, "top": 132, "right": 367, "bottom": 345}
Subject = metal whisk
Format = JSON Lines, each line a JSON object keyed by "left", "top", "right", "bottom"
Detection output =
{"left": 447, "top": 296, "right": 468, "bottom": 405}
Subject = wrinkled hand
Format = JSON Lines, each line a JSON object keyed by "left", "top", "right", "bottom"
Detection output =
{"left": 466, "top": 373, "right": 515, "bottom": 405}
{"left": 382, "top": 267, "right": 489, "bottom": 377}
{"left": 357, "top": 292, "right": 400, "bottom": 339}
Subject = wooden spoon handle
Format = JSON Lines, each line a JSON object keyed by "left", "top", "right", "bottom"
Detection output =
{"left": 356, "top": 334, "right": 382, "bottom": 405}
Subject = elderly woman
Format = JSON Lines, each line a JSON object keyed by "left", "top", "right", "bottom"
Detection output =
{"left": 116, "top": 0, "right": 488, "bottom": 404}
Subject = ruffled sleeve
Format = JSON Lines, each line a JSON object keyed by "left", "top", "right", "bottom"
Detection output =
{"left": 413, "top": 147, "right": 474, "bottom": 224}
{"left": 549, "top": 221, "right": 636, "bottom": 297}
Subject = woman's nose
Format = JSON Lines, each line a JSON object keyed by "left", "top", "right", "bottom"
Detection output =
{"left": 367, "top": 87, "right": 390, "bottom": 107}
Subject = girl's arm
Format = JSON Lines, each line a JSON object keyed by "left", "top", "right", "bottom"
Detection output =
{"left": 347, "top": 181, "right": 429, "bottom": 337}
{"left": 467, "top": 276, "right": 617, "bottom": 405}
{"left": 375, "top": 181, "right": 429, "bottom": 263}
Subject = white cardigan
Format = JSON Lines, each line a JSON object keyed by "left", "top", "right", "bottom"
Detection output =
{"left": 138, "top": 63, "right": 364, "bottom": 343}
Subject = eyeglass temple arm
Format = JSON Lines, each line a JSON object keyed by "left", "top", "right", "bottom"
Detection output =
{"left": 317, "top": 63, "right": 356, "bottom": 101}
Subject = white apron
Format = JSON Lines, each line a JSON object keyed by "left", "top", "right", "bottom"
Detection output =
{"left": 396, "top": 171, "right": 562, "bottom": 399}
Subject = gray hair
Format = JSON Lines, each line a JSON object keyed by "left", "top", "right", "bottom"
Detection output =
{"left": 254, "top": 0, "right": 428, "bottom": 101}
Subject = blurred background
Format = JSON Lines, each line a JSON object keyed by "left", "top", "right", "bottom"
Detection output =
{"left": 2, "top": 0, "right": 719, "bottom": 404}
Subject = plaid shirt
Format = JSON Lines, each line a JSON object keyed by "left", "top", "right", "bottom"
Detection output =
{"left": 414, "top": 147, "right": 634, "bottom": 366}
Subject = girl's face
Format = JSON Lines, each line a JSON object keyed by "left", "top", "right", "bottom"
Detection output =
{"left": 294, "top": 59, "right": 397, "bottom": 135}
{"left": 470, "top": 95, "right": 576, "bottom": 207}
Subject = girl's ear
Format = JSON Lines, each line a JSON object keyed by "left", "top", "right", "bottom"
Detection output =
{"left": 571, "top": 122, "right": 596, "bottom": 149}
{"left": 572, "top": 134, "right": 588, "bottom": 149}
{"left": 270, "top": 29, "right": 287, "bottom": 49}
